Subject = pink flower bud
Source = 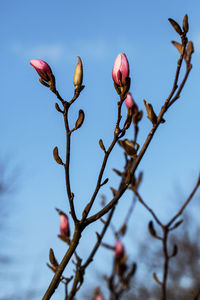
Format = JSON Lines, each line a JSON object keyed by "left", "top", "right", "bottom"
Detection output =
{"left": 30, "top": 59, "right": 52, "bottom": 82}
{"left": 125, "top": 93, "right": 138, "bottom": 113}
{"left": 96, "top": 295, "right": 105, "bottom": 300}
{"left": 112, "top": 53, "right": 129, "bottom": 85}
{"left": 114, "top": 239, "right": 125, "bottom": 259}
{"left": 56, "top": 208, "right": 70, "bottom": 238}
{"left": 125, "top": 93, "right": 134, "bottom": 108}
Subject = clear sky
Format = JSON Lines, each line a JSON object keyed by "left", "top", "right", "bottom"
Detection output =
{"left": 1, "top": 0, "right": 200, "bottom": 299}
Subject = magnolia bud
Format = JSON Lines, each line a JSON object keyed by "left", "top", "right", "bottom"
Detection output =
{"left": 30, "top": 59, "right": 52, "bottom": 82}
{"left": 96, "top": 295, "right": 105, "bottom": 300}
{"left": 56, "top": 208, "right": 70, "bottom": 238}
{"left": 73, "top": 56, "right": 83, "bottom": 88}
{"left": 112, "top": 53, "right": 129, "bottom": 85}
{"left": 125, "top": 92, "right": 138, "bottom": 111}
{"left": 114, "top": 239, "right": 125, "bottom": 259}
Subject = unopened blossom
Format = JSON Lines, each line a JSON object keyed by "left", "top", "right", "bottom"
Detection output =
{"left": 114, "top": 239, "right": 125, "bottom": 259}
{"left": 96, "top": 294, "right": 105, "bottom": 300}
{"left": 30, "top": 59, "right": 52, "bottom": 82}
{"left": 112, "top": 53, "right": 129, "bottom": 85}
{"left": 125, "top": 92, "right": 138, "bottom": 114}
{"left": 56, "top": 208, "right": 70, "bottom": 238}
{"left": 73, "top": 56, "right": 83, "bottom": 88}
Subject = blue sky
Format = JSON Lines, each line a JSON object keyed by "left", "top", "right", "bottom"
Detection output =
{"left": 1, "top": 0, "right": 200, "bottom": 299}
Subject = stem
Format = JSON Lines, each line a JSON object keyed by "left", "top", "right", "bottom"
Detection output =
{"left": 42, "top": 226, "right": 82, "bottom": 300}
{"left": 81, "top": 97, "right": 124, "bottom": 222}
{"left": 161, "top": 227, "right": 169, "bottom": 300}
{"left": 63, "top": 103, "right": 78, "bottom": 223}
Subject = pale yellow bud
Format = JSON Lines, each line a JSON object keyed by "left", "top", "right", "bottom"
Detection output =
{"left": 73, "top": 56, "right": 83, "bottom": 88}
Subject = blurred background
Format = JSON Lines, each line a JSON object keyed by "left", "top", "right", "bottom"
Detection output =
{"left": 1, "top": 0, "right": 200, "bottom": 299}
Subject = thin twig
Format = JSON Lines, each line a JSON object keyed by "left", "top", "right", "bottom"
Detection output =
{"left": 167, "top": 174, "right": 200, "bottom": 227}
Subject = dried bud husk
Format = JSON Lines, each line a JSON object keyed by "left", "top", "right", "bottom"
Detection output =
{"left": 144, "top": 100, "right": 157, "bottom": 125}
{"left": 171, "top": 244, "right": 178, "bottom": 257}
{"left": 113, "top": 81, "right": 121, "bottom": 95}
{"left": 53, "top": 147, "right": 64, "bottom": 165}
{"left": 99, "top": 139, "right": 106, "bottom": 152}
{"left": 57, "top": 234, "right": 70, "bottom": 244}
{"left": 168, "top": 18, "right": 183, "bottom": 35}
{"left": 133, "top": 110, "right": 143, "bottom": 125}
{"left": 75, "top": 109, "right": 85, "bottom": 129}
{"left": 122, "top": 76, "right": 131, "bottom": 95}
{"left": 124, "top": 108, "right": 133, "bottom": 130}
{"left": 183, "top": 14, "right": 189, "bottom": 33}
{"left": 153, "top": 272, "right": 162, "bottom": 285}
{"left": 186, "top": 41, "right": 194, "bottom": 62}
{"left": 73, "top": 56, "right": 83, "bottom": 88}
{"left": 118, "top": 139, "right": 139, "bottom": 157}
{"left": 112, "top": 168, "right": 122, "bottom": 177}
{"left": 49, "top": 248, "right": 59, "bottom": 267}
{"left": 39, "top": 77, "right": 49, "bottom": 87}
{"left": 48, "top": 74, "right": 56, "bottom": 92}
{"left": 110, "top": 187, "right": 117, "bottom": 196}
{"left": 55, "top": 102, "right": 63, "bottom": 113}
{"left": 171, "top": 41, "right": 184, "bottom": 55}
{"left": 46, "top": 262, "right": 57, "bottom": 273}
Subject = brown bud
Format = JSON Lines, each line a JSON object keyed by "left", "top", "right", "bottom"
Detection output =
{"left": 153, "top": 272, "right": 162, "bottom": 285}
{"left": 99, "top": 139, "right": 106, "bottom": 152}
{"left": 134, "top": 110, "right": 143, "bottom": 124}
{"left": 171, "top": 41, "right": 184, "bottom": 55}
{"left": 168, "top": 18, "right": 183, "bottom": 35}
{"left": 73, "top": 56, "right": 83, "bottom": 88}
{"left": 53, "top": 147, "right": 64, "bottom": 165}
{"left": 119, "top": 223, "right": 127, "bottom": 236}
{"left": 118, "top": 139, "right": 139, "bottom": 157}
{"left": 112, "top": 168, "right": 122, "bottom": 177}
{"left": 55, "top": 102, "right": 63, "bottom": 113}
{"left": 148, "top": 221, "right": 157, "bottom": 238}
{"left": 57, "top": 234, "right": 70, "bottom": 244}
{"left": 171, "top": 244, "right": 178, "bottom": 257}
{"left": 110, "top": 187, "right": 117, "bottom": 196}
{"left": 144, "top": 99, "right": 157, "bottom": 125}
{"left": 49, "top": 248, "right": 59, "bottom": 267}
{"left": 186, "top": 41, "right": 194, "bottom": 62}
{"left": 101, "top": 178, "right": 109, "bottom": 186}
{"left": 75, "top": 109, "right": 85, "bottom": 129}
{"left": 183, "top": 14, "right": 189, "bottom": 33}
